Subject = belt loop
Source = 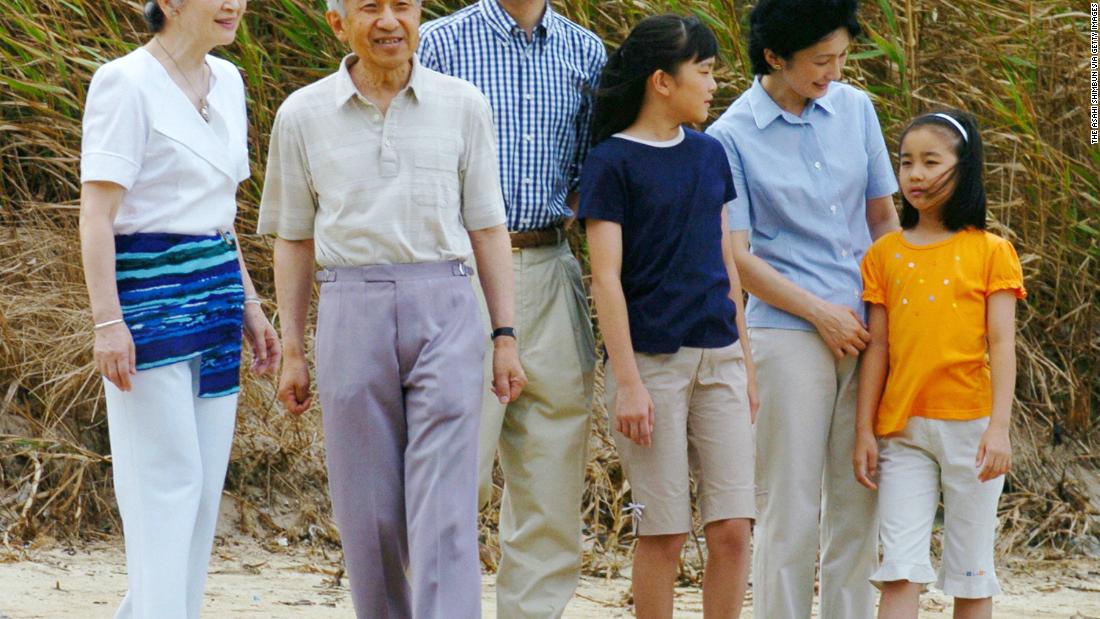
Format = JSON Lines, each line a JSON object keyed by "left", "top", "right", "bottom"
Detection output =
{"left": 452, "top": 262, "right": 472, "bottom": 277}
{"left": 316, "top": 269, "right": 336, "bottom": 283}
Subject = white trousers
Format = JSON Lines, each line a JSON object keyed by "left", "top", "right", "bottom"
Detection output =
{"left": 751, "top": 328, "right": 879, "bottom": 619}
{"left": 872, "top": 416, "right": 1003, "bottom": 598}
{"left": 104, "top": 358, "right": 238, "bottom": 619}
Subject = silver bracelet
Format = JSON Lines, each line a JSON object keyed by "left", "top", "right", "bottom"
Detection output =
{"left": 244, "top": 296, "right": 263, "bottom": 306}
{"left": 93, "top": 318, "right": 125, "bottom": 331}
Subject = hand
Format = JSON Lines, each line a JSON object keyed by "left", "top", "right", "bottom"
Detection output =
{"left": 976, "top": 423, "right": 1011, "bottom": 482}
{"left": 94, "top": 321, "right": 136, "bottom": 391}
{"left": 746, "top": 364, "right": 760, "bottom": 424}
{"left": 853, "top": 430, "right": 879, "bottom": 490}
{"left": 811, "top": 300, "right": 870, "bottom": 359}
{"left": 243, "top": 304, "right": 281, "bottom": 375}
{"left": 490, "top": 337, "right": 527, "bottom": 404}
{"left": 615, "top": 382, "right": 655, "bottom": 447}
{"left": 277, "top": 353, "right": 312, "bottom": 415}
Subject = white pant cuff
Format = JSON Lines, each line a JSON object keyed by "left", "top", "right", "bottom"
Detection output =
{"left": 938, "top": 574, "right": 1002, "bottom": 598}
{"left": 870, "top": 561, "right": 937, "bottom": 589}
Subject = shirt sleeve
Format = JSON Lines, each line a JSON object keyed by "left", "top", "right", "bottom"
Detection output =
{"left": 459, "top": 92, "right": 508, "bottom": 231}
{"left": 714, "top": 140, "right": 737, "bottom": 204}
{"left": 861, "top": 92, "right": 898, "bottom": 200}
{"left": 861, "top": 239, "right": 888, "bottom": 305}
{"left": 80, "top": 64, "right": 148, "bottom": 189}
{"left": 985, "top": 236, "right": 1027, "bottom": 299}
{"left": 256, "top": 104, "right": 317, "bottom": 239}
{"left": 705, "top": 122, "right": 750, "bottom": 231}
{"left": 231, "top": 67, "right": 251, "bottom": 183}
{"left": 568, "top": 42, "right": 607, "bottom": 194}
{"left": 577, "top": 151, "right": 627, "bottom": 224}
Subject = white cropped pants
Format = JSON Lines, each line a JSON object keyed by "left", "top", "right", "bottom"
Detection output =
{"left": 104, "top": 358, "right": 237, "bottom": 619}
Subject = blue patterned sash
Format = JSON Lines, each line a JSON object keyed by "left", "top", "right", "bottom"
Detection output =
{"left": 114, "top": 232, "right": 244, "bottom": 398}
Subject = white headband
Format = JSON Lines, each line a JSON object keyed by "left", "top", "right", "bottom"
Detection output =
{"left": 931, "top": 113, "right": 969, "bottom": 143}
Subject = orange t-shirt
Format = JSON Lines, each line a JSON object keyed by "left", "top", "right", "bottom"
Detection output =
{"left": 861, "top": 229, "right": 1026, "bottom": 436}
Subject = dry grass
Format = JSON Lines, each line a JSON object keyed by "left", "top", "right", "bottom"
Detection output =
{"left": 1, "top": 0, "right": 1097, "bottom": 581}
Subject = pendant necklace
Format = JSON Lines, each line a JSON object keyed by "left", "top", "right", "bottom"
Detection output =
{"left": 154, "top": 36, "right": 210, "bottom": 122}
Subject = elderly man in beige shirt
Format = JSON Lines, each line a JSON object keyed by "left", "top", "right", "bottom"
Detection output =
{"left": 257, "top": 1, "right": 526, "bottom": 617}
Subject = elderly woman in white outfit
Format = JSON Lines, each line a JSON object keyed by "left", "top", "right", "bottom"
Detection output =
{"left": 78, "top": 1, "right": 278, "bottom": 617}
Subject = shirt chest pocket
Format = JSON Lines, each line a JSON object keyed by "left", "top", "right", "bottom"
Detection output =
{"left": 411, "top": 136, "right": 462, "bottom": 209}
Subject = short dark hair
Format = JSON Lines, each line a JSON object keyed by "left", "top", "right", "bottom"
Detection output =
{"left": 748, "top": 0, "right": 861, "bottom": 75}
{"left": 144, "top": 1, "right": 167, "bottom": 33}
{"left": 591, "top": 14, "right": 718, "bottom": 145}
{"left": 898, "top": 109, "right": 987, "bottom": 231}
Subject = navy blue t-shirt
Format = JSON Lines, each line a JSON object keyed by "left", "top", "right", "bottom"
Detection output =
{"left": 578, "top": 128, "right": 738, "bottom": 354}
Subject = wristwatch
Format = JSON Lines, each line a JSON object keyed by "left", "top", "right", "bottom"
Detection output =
{"left": 491, "top": 327, "right": 517, "bottom": 340}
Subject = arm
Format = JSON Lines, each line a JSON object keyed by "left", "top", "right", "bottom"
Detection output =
{"left": 233, "top": 225, "right": 280, "bottom": 375}
{"left": 853, "top": 303, "right": 889, "bottom": 489}
{"left": 730, "top": 230, "right": 870, "bottom": 358}
{"left": 567, "top": 45, "right": 605, "bottom": 199}
{"left": 866, "top": 195, "right": 900, "bottom": 241}
{"left": 565, "top": 192, "right": 580, "bottom": 226}
{"left": 587, "top": 219, "right": 654, "bottom": 447}
{"left": 273, "top": 237, "right": 315, "bottom": 414}
{"left": 80, "top": 181, "right": 135, "bottom": 391}
{"left": 468, "top": 224, "right": 527, "bottom": 404}
{"left": 721, "top": 212, "right": 759, "bottom": 422}
{"left": 977, "top": 291, "right": 1017, "bottom": 482}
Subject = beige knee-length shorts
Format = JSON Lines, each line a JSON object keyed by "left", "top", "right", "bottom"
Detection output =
{"left": 605, "top": 343, "right": 755, "bottom": 536}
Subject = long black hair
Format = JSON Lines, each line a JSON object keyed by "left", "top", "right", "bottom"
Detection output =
{"left": 748, "top": 0, "right": 861, "bottom": 75}
{"left": 591, "top": 15, "right": 718, "bottom": 145}
{"left": 898, "top": 109, "right": 986, "bottom": 230}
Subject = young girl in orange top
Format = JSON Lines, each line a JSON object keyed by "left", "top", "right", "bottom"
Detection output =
{"left": 853, "top": 109, "right": 1026, "bottom": 619}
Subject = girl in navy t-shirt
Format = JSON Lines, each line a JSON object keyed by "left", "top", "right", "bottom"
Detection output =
{"left": 579, "top": 14, "right": 759, "bottom": 619}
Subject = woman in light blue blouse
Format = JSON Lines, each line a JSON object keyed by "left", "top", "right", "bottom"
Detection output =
{"left": 706, "top": 0, "right": 900, "bottom": 617}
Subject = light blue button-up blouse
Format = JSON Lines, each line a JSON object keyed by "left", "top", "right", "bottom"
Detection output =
{"left": 707, "top": 77, "right": 899, "bottom": 331}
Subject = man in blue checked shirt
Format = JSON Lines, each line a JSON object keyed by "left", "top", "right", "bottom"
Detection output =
{"left": 420, "top": 2, "right": 605, "bottom": 616}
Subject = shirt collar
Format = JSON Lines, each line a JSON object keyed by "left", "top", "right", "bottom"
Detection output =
{"left": 478, "top": 0, "right": 557, "bottom": 41}
{"left": 747, "top": 75, "right": 836, "bottom": 129}
{"left": 333, "top": 53, "right": 427, "bottom": 107}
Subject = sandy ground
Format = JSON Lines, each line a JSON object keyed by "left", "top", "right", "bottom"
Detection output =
{"left": 0, "top": 538, "right": 1098, "bottom": 618}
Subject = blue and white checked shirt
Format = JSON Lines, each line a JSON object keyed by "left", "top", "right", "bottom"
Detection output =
{"left": 419, "top": 0, "right": 606, "bottom": 231}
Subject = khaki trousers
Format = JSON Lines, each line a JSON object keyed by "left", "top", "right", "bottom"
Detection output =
{"left": 751, "top": 328, "right": 878, "bottom": 619}
{"left": 474, "top": 240, "right": 595, "bottom": 619}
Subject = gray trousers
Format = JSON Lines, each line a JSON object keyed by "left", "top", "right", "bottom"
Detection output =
{"left": 315, "top": 261, "right": 485, "bottom": 619}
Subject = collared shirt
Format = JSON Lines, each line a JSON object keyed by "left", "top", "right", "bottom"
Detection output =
{"left": 257, "top": 55, "right": 506, "bottom": 267}
{"left": 706, "top": 77, "right": 899, "bottom": 331}
{"left": 81, "top": 47, "right": 250, "bottom": 235}
{"left": 419, "top": 0, "right": 606, "bottom": 231}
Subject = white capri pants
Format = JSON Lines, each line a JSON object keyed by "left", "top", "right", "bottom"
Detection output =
{"left": 104, "top": 358, "right": 238, "bottom": 619}
{"left": 871, "top": 416, "right": 1004, "bottom": 599}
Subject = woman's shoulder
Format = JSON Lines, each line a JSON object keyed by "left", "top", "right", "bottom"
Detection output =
{"left": 708, "top": 90, "right": 755, "bottom": 135}
{"left": 823, "top": 80, "right": 872, "bottom": 105}
{"left": 207, "top": 54, "right": 244, "bottom": 87}
{"left": 90, "top": 47, "right": 153, "bottom": 88}
{"left": 821, "top": 81, "right": 882, "bottom": 121}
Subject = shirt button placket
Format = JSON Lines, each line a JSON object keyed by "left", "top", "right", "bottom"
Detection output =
{"left": 379, "top": 105, "right": 397, "bottom": 177}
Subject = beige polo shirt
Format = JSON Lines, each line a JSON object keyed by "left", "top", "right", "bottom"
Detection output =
{"left": 257, "top": 55, "right": 506, "bottom": 267}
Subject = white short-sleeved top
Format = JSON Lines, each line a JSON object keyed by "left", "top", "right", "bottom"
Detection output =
{"left": 80, "top": 47, "right": 250, "bottom": 235}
